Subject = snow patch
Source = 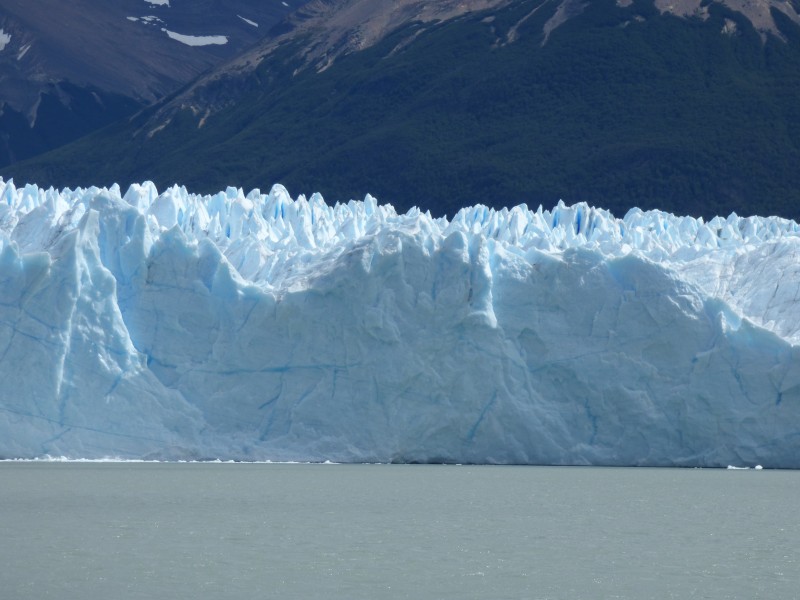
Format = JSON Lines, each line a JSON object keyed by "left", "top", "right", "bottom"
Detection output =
{"left": 0, "top": 29, "right": 11, "bottom": 52}
{"left": 162, "top": 29, "right": 228, "bottom": 46}
{"left": 238, "top": 15, "right": 258, "bottom": 27}
{"left": 144, "top": 0, "right": 170, "bottom": 6}
{"left": 128, "top": 16, "right": 164, "bottom": 25}
{"left": 17, "top": 43, "right": 31, "bottom": 61}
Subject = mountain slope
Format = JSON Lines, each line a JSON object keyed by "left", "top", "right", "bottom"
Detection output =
{"left": 6, "top": 0, "right": 800, "bottom": 219}
{"left": 0, "top": 0, "right": 307, "bottom": 166}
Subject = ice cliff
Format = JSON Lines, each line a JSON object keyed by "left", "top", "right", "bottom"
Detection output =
{"left": 1, "top": 179, "right": 799, "bottom": 466}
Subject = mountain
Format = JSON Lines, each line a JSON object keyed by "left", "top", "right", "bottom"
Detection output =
{"left": 5, "top": 0, "right": 800, "bottom": 219}
{"left": 2, "top": 180, "right": 799, "bottom": 465}
{"left": 0, "top": 0, "right": 308, "bottom": 166}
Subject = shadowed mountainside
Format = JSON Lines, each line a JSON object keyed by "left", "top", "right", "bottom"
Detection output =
{"left": 5, "top": 0, "right": 800, "bottom": 220}
{"left": 0, "top": 0, "right": 308, "bottom": 166}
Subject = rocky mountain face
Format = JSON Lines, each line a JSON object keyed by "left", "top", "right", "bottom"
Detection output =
{"left": 153, "top": 0, "right": 800, "bottom": 124}
{"left": 0, "top": 0, "right": 307, "bottom": 166}
{"left": 6, "top": 0, "right": 800, "bottom": 219}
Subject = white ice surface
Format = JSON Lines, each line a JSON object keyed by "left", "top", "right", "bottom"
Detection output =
{"left": 1, "top": 179, "right": 799, "bottom": 466}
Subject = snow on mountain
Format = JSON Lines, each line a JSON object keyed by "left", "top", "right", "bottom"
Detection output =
{"left": 0, "top": 0, "right": 302, "bottom": 112}
{"left": 176, "top": 0, "right": 800, "bottom": 106}
{"left": 162, "top": 30, "right": 228, "bottom": 46}
{"left": 1, "top": 179, "right": 798, "bottom": 466}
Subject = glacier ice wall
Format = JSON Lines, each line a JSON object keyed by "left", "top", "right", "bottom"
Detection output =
{"left": 1, "top": 178, "right": 799, "bottom": 466}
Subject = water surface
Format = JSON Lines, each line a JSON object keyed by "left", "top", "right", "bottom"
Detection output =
{"left": 1, "top": 463, "right": 797, "bottom": 599}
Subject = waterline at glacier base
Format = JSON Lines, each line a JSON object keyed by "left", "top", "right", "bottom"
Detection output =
{"left": 1, "top": 179, "right": 798, "bottom": 467}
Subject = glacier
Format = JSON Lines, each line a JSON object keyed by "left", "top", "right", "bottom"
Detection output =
{"left": 1, "top": 178, "right": 799, "bottom": 466}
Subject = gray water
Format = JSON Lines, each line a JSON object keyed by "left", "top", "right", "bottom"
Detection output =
{"left": 1, "top": 463, "right": 798, "bottom": 600}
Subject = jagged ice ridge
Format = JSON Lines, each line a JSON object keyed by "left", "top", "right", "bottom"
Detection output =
{"left": 1, "top": 179, "right": 799, "bottom": 466}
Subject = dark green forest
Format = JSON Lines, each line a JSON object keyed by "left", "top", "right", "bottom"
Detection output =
{"left": 5, "top": 0, "right": 800, "bottom": 219}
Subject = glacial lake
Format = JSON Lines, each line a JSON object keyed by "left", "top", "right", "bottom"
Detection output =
{"left": 1, "top": 462, "right": 797, "bottom": 599}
